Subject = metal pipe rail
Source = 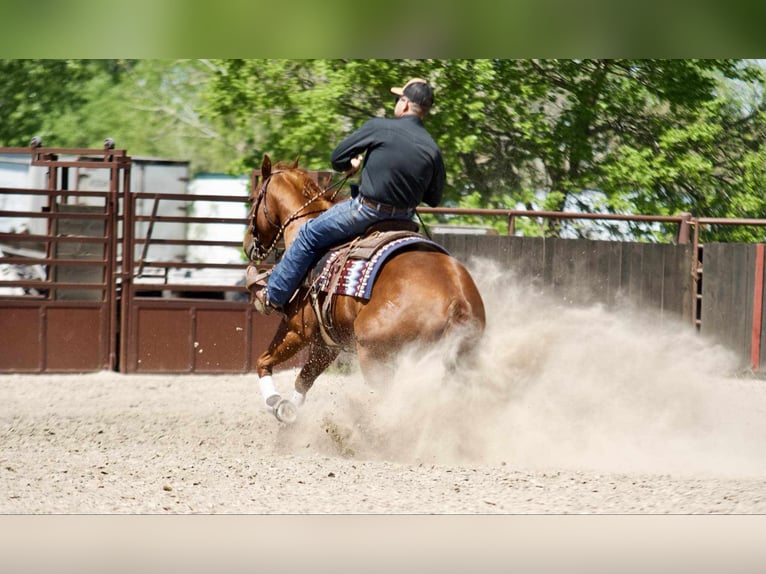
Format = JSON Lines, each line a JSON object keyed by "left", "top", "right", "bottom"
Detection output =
{"left": 417, "top": 206, "right": 692, "bottom": 240}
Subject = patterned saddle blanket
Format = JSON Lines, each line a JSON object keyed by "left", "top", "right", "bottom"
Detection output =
{"left": 310, "top": 229, "right": 448, "bottom": 301}
{"left": 307, "top": 224, "right": 448, "bottom": 347}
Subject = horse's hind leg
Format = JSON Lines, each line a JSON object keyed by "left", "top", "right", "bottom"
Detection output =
{"left": 356, "top": 342, "right": 397, "bottom": 389}
{"left": 293, "top": 343, "right": 341, "bottom": 405}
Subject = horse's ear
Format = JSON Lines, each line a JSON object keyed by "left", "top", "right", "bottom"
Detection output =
{"left": 289, "top": 156, "right": 299, "bottom": 169}
{"left": 261, "top": 154, "right": 272, "bottom": 179}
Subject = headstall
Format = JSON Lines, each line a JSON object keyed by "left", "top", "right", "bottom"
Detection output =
{"left": 247, "top": 170, "right": 347, "bottom": 262}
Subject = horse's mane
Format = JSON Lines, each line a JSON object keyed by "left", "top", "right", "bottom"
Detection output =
{"left": 273, "top": 160, "right": 300, "bottom": 170}
{"left": 272, "top": 161, "right": 326, "bottom": 202}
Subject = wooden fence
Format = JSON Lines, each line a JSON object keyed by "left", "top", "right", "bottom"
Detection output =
{"left": 432, "top": 233, "right": 764, "bottom": 372}
{"left": 699, "top": 243, "right": 765, "bottom": 372}
{"left": 432, "top": 233, "right": 693, "bottom": 319}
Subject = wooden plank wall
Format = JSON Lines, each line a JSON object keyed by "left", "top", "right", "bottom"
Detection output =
{"left": 699, "top": 243, "right": 757, "bottom": 368}
{"left": 431, "top": 234, "right": 694, "bottom": 323}
{"left": 433, "top": 234, "right": 766, "bottom": 370}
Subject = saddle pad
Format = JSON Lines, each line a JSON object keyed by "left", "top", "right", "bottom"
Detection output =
{"left": 315, "top": 236, "right": 447, "bottom": 301}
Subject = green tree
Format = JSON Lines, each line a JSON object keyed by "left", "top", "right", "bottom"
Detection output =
{"left": 206, "top": 59, "right": 766, "bottom": 241}
{"left": 43, "top": 59, "right": 237, "bottom": 174}
{"left": 0, "top": 59, "right": 109, "bottom": 146}
{"left": 6, "top": 59, "right": 766, "bottom": 242}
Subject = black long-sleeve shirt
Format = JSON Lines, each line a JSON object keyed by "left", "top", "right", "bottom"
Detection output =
{"left": 330, "top": 115, "right": 446, "bottom": 209}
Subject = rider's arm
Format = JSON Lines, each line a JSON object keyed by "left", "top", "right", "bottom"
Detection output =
{"left": 330, "top": 119, "right": 377, "bottom": 172}
{"left": 423, "top": 150, "right": 446, "bottom": 207}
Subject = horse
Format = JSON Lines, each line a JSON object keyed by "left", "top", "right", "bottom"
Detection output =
{"left": 243, "top": 155, "right": 486, "bottom": 422}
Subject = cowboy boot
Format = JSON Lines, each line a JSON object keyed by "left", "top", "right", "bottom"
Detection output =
{"left": 252, "top": 287, "right": 283, "bottom": 315}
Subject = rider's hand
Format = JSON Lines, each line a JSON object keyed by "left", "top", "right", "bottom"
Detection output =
{"left": 345, "top": 154, "right": 364, "bottom": 177}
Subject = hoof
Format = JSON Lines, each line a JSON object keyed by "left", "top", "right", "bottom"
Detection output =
{"left": 274, "top": 399, "right": 298, "bottom": 424}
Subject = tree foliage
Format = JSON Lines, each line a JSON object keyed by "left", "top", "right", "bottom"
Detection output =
{"left": 0, "top": 60, "right": 105, "bottom": 146}
{"left": 205, "top": 59, "right": 766, "bottom": 241}
{"left": 4, "top": 59, "right": 766, "bottom": 242}
{"left": 1, "top": 59, "right": 237, "bottom": 173}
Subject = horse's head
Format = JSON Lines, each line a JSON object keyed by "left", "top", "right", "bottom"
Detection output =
{"left": 244, "top": 154, "right": 334, "bottom": 262}
{"left": 255, "top": 154, "right": 298, "bottom": 191}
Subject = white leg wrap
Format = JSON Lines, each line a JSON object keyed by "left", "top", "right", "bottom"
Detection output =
{"left": 291, "top": 390, "right": 305, "bottom": 407}
{"left": 258, "top": 375, "right": 280, "bottom": 408}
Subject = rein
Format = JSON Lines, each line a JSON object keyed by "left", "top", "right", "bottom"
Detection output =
{"left": 247, "top": 170, "right": 350, "bottom": 262}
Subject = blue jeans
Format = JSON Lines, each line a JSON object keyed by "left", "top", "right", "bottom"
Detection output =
{"left": 266, "top": 197, "right": 413, "bottom": 307}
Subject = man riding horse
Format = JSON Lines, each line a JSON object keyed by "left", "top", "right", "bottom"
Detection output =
{"left": 252, "top": 78, "right": 445, "bottom": 314}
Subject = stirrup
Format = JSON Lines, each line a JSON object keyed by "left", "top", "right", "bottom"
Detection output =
{"left": 246, "top": 265, "right": 271, "bottom": 290}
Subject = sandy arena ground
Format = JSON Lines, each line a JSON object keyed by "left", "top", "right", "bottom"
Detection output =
{"left": 2, "top": 369, "right": 766, "bottom": 514}
{"left": 2, "top": 262, "right": 766, "bottom": 514}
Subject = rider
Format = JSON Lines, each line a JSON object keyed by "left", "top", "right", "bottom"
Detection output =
{"left": 253, "top": 77, "right": 446, "bottom": 314}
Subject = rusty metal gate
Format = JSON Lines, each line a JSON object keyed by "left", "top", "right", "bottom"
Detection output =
{"left": 117, "top": 165, "right": 333, "bottom": 373}
{"left": 1, "top": 145, "right": 307, "bottom": 373}
{"left": 0, "top": 144, "right": 128, "bottom": 372}
{"left": 120, "top": 166, "right": 279, "bottom": 374}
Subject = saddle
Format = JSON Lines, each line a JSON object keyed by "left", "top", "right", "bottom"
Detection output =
{"left": 245, "top": 219, "right": 448, "bottom": 348}
{"left": 244, "top": 219, "right": 422, "bottom": 291}
{"left": 307, "top": 220, "right": 447, "bottom": 347}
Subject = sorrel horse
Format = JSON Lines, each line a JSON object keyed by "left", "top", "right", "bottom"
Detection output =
{"left": 244, "top": 155, "right": 486, "bottom": 422}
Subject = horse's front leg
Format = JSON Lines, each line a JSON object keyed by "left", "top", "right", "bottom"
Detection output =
{"left": 255, "top": 320, "right": 307, "bottom": 411}
{"left": 292, "top": 342, "right": 341, "bottom": 406}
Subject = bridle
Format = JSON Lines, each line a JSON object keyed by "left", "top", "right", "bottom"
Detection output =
{"left": 246, "top": 169, "right": 348, "bottom": 262}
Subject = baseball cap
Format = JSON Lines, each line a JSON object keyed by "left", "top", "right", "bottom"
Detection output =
{"left": 390, "top": 78, "right": 434, "bottom": 108}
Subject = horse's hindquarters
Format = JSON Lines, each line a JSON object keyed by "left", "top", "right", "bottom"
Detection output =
{"left": 351, "top": 251, "right": 485, "bottom": 361}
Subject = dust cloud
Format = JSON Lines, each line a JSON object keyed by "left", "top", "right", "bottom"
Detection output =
{"left": 274, "top": 259, "right": 766, "bottom": 478}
